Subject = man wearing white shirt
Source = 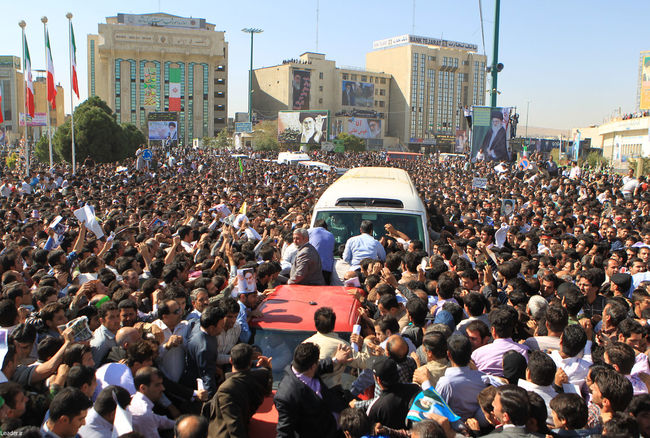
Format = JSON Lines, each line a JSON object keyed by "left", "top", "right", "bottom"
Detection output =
{"left": 518, "top": 351, "right": 558, "bottom": 425}
{"left": 550, "top": 324, "right": 591, "bottom": 387}
{"left": 152, "top": 299, "right": 191, "bottom": 382}
{"left": 343, "top": 220, "right": 386, "bottom": 271}
{"left": 129, "top": 367, "right": 175, "bottom": 438}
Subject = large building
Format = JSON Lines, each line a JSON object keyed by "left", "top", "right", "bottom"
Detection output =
{"left": 252, "top": 52, "right": 391, "bottom": 149}
{"left": 88, "top": 13, "right": 228, "bottom": 146}
{"left": 0, "top": 56, "right": 65, "bottom": 145}
{"left": 366, "top": 35, "right": 487, "bottom": 150}
{"left": 638, "top": 50, "right": 650, "bottom": 111}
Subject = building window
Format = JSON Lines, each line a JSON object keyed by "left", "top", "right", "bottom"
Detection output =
{"left": 215, "top": 117, "right": 225, "bottom": 124}
{"left": 379, "top": 101, "right": 385, "bottom": 108}
{"left": 361, "top": 75, "right": 367, "bottom": 82}
{"left": 216, "top": 65, "right": 225, "bottom": 71}
{"left": 216, "top": 104, "right": 225, "bottom": 111}
{"left": 380, "top": 77, "right": 386, "bottom": 84}
{"left": 215, "top": 91, "right": 224, "bottom": 98}
{"left": 351, "top": 74, "right": 357, "bottom": 80}
{"left": 216, "top": 78, "right": 225, "bottom": 85}
{"left": 319, "top": 86, "right": 323, "bottom": 92}
{"left": 319, "top": 98, "right": 323, "bottom": 104}
{"left": 319, "top": 72, "right": 323, "bottom": 79}
{"left": 342, "top": 73, "right": 348, "bottom": 80}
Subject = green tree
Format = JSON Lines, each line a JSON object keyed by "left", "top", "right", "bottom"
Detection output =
{"left": 337, "top": 133, "right": 366, "bottom": 152}
{"left": 35, "top": 96, "right": 143, "bottom": 164}
{"left": 215, "top": 129, "right": 230, "bottom": 149}
{"left": 253, "top": 120, "right": 280, "bottom": 151}
{"left": 629, "top": 157, "right": 650, "bottom": 176}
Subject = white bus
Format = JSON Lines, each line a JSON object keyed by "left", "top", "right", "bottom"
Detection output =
{"left": 311, "top": 167, "right": 430, "bottom": 254}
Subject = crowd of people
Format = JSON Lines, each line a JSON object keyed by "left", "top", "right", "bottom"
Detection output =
{"left": 0, "top": 147, "right": 647, "bottom": 438}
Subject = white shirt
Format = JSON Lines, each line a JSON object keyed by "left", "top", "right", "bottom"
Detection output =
{"left": 518, "top": 379, "right": 557, "bottom": 425}
{"left": 94, "top": 362, "right": 135, "bottom": 399}
{"left": 152, "top": 319, "right": 190, "bottom": 382}
{"left": 129, "top": 392, "right": 175, "bottom": 438}
{"left": 550, "top": 350, "right": 591, "bottom": 386}
{"left": 216, "top": 322, "right": 242, "bottom": 365}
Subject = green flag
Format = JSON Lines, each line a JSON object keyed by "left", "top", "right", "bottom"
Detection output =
{"left": 238, "top": 157, "right": 244, "bottom": 174}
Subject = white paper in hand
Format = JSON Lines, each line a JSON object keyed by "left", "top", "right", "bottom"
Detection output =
{"left": 74, "top": 205, "right": 105, "bottom": 239}
{"left": 197, "top": 378, "right": 205, "bottom": 391}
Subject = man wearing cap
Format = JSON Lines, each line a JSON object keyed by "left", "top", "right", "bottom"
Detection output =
{"left": 479, "top": 110, "right": 509, "bottom": 162}
{"left": 367, "top": 357, "right": 421, "bottom": 430}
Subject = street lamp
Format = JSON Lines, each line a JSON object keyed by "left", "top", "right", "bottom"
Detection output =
{"left": 242, "top": 28, "right": 263, "bottom": 125}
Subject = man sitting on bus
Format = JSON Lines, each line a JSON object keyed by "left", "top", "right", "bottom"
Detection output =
{"left": 343, "top": 220, "right": 386, "bottom": 271}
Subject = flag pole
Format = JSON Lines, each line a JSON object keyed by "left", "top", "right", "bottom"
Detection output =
{"left": 19, "top": 20, "right": 28, "bottom": 177}
{"left": 42, "top": 17, "right": 53, "bottom": 169}
{"left": 66, "top": 12, "right": 76, "bottom": 174}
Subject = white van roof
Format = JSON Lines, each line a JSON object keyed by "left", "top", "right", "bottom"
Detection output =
{"left": 297, "top": 161, "right": 332, "bottom": 171}
{"left": 277, "top": 152, "right": 310, "bottom": 163}
{"left": 314, "top": 167, "right": 424, "bottom": 212}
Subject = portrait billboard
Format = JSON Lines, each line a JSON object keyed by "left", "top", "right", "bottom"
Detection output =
{"left": 147, "top": 111, "right": 179, "bottom": 147}
{"left": 341, "top": 81, "right": 374, "bottom": 107}
{"left": 455, "top": 130, "right": 467, "bottom": 153}
{"left": 278, "top": 110, "right": 329, "bottom": 145}
{"left": 471, "top": 106, "right": 512, "bottom": 162}
{"left": 346, "top": 118, "right": 381, "bottom": 139}
{"left": 292, "top": 70, "right": 311, "bottom": 110}
{"left": 641, "top": 55, "right": 650, "bottom": 110}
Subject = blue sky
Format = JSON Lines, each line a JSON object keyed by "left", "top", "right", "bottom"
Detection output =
{"left": 3, "top": 0, "right": 649, "bottom": 130}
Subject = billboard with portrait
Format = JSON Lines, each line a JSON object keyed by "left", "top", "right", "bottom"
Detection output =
{"left": 147, "top": 111, "right": 179, "bottom": 147}
{"left": 641, "top": 55, "right": 650, "bottom": 110}
{"left": 346, "top": 118, "right": 381, "bottom": 139}
{"left": 278, "top": 110, "right": 329, "bottom": 145}
{"left": 471, "top": 106, "right": 512, "bottom": 162}
{"left": 455, "top": 130, "right": 467, "bottom": 153}
{"left": 292, "top": 70, "right": 311, "bottom": 110}
{"left": 341, "top": 81, "right": 374, "bottom": 107}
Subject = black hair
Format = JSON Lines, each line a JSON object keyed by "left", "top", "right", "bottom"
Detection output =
{"left": 550, "top": 393, "right": 588, "bottom": 430}
{"left": 65, "top": 365, "right": 96, "bottom": 389}
{"left": 94, "top": 385, "right": 131, "bottom": 416}
{"left": 497, "top": 385, "right": 530, "bottom": 426}
{"left": 596, "top": 369, "right": 634, "bottom": 412}
{"left": 527, "top": 350, "right": 556, "bottom": 387}
{"left": 314, "top": 307, "right": 336, "bottom": 334}
{"left": 230, "top": 343, "right": 254, "bottom": 371}
{"left": 447, "top": 333, "right": 471, "bottom": 367}
{"left": 339, "top": 408, "right": 372, "bottom": 438}
{"left": 561, "top": 324, "right": 587, "bottom": 358}
{"left": 48, "top": 387, "right": 93, "bottom": 422}
{"left": 292, "top": 342, "right": 320, "bottom": 373}
{"left": 489, "top": 306, "right": 518, "bottom": 338}
{"left": 200, "top": 306, "right": 225, "bottom": 329}
{"left": 133, "top": 366, "right": 162, "bottom": 390}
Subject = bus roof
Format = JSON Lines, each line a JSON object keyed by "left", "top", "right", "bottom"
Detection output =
{"left": 314, "top": 167, "right": 424, "bottom": 212}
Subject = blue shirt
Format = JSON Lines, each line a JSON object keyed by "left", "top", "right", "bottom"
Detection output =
{"left": 309, "top": 227, "right": 335, "bottom": 272}
{"left": 237, "top": 300, "right": 251, "bottom": 343}
{"left": 435, "top": 366, "right": 488, "bottom": 423}
{"left": 342, "top": 233, "right": 386, "bottom": 269}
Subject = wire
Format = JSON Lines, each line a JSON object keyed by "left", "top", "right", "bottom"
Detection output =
{"left": 478, "top": 0, "right": 486, "bottom": 56}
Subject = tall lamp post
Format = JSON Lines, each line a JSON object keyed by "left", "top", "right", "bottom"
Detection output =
{"left": 489, "top": 0, "right": 502, "bottom": 108}
{"left": 242, "top": 28, "right": 263, "bottom": 125}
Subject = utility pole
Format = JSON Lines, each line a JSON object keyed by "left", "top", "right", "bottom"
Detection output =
{"left": 242, "top": 28, "right": 262, "bottom": 125}
{"left": 490, "top": 0, "right": 501, "bottom": 108}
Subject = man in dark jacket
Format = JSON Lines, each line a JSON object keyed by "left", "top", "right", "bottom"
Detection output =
{"left": 274, "top": 342, "right": 351, "bottom": 438}
{"left": 288, "top": 228, "right": 325, "bottom": 286}
{"left": 209, "top": 343, "right": 272, "bottom": 438}
{"left": 182, "top": 306, "right": 226, "bottom": 398}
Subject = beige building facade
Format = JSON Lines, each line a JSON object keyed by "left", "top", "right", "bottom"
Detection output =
{"left": 366, "top": 35, "right": 487, "bottom": 149}
{"left": 252, "top": 52, "right": 391, "bottom": 148}
{"left": 88, "top": 13, "right": 228, "bottom": 146}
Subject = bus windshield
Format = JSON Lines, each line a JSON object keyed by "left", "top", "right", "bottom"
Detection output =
{"left": 314, "top": 211, "right": 425, "bottom": 248}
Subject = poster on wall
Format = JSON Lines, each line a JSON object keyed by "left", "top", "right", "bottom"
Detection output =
{"left": 346, "top": 118, "right": 381, "bottom": 139}
{"left": 292, "top": 70, "right": 311, "bottom": 110}
{"left": 143, "top": 66, "right": 158, "bottom": 108}
{"left": 455, "top": 130, "right": 467, "bottom": 153}
{"left": 278, "top": 110, "right": 329, "bottom": 145}
{"left": 471, "top": 106, "right": 512, "bottom": 162}
{"left": 341, "top": 81, "right": 374, "bottom": 107}
{"left": 148, "top": 111, "right": 179, "bottom": 147}
{"left": 641, "top": 55, "right": 650, "bottom": 110}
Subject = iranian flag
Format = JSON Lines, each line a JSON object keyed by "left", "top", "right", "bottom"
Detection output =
{"left": 70, "top": 23, "right": 79, "bottom": 98}
{"left": 24, "top": 34, "right": 34, "bottom": 118}
{"left": 169, "top": 67, "right": 181, "bottom": 112}
{"left": 45, "top": 29, "right": 57, "bottom": 108}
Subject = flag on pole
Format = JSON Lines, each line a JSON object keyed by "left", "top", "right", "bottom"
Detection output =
{"left": 0, "top": 85, "right": 3, "bottom": 124}
{"left": 169, "top": 68, "right": 181, "bottom": 111}
{"left": 70, "top": 23, "right": 79, "bottom": 98}
{"left": 24, "top": 35, "right": 34, "bottom": 118}
{"left": 45, "top": 29, "right": 57, "bottom": 109}
{"left": 238, "top": 157, "right": 244, "bottom": 174}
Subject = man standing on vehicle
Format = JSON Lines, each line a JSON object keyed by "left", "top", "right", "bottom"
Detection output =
{"left": 288, "top": 228, "right": 325, "bottom": 286}
{"left": 343, "top": 220, "right": 386, "bottom": 271}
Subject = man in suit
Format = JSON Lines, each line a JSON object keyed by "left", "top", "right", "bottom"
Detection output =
{"left": 182, "top": 306, "right": 226, "bottom": 398}
{"left": 209, "top": 343, "right": 272, "bottom": 437}
{"left": 480, "top": 109, "right": 509, "bottom": 162}
{"left": 274, "top": 342, "right": 351, "bottom": 438}
{"left": 487, "top": 384, "right": 542, "bottom": 437}
{"left": 289, "top": 228, "right": 325, "bottom": 285}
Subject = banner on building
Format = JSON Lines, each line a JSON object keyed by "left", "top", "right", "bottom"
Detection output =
{"left": 471, "top": 106, "right": 512, "bottom": 162}
{"left": 346, "top": 118, "right": 381, "bottom": 139}
{"left": 641, "top": 55, "right": 650, "bottom": 110}
{"left": 341, "top": 81, "right": 374, "bottom": 107}
{"left": 148, "top": 111, "right": 179, "bottom": 147}
{"left": 143, "top": 66, "right": 158, "bottom": 108}
{"left": 278, "top": 110, "right": 329, "bottom": 145}
{"left": 292, "top": 70, "right": 311, "bottom": 110}
{"left": 455, "top": 130, "right": 467, "bottom": 153}
{"left": 19, "top": 112, "right": 47, "bottom": 126}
